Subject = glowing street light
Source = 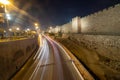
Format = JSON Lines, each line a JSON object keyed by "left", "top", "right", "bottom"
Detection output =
{"left": 9, "top": 28, "right": 12, "bottom": 32}
{"left": 0, "top": 0, "right": 11, "bottom": 36}
{"left": 25, "top": 28, "right": 30, "bottom": 32}
{"left": 27, "top": 28, "right": 30, "bottom": 31}
{"left": 6, "top": 13, "right": 11, "bottom": 20}
{"left": 1, "top": 5, "right": 4, "bottom": 8}
{"left": 0, "top": 0, "right": 10, "bottom": 5}
{"left": 35, "top": 26, "right": 39, "bottom": 29}
{"left": 34, "top": 23, "right": 40, "bottom": 30}
{"left": 34, "top": 23, "right": 38, "bottom": 26}
{"left": 50, "top": 27, "right": 53, "bottom": 29}
{"left": 16, "top": 27, "right": 20, "bottom": 31}
{"left": 4, "top": 30, "right": 6, "bottom": 33}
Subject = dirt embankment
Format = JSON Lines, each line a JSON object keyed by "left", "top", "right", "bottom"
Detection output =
{"left": 56, "top": 37, "right": 120, "bottom": 80}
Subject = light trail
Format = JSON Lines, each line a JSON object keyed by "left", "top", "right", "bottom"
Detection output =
{"left": 13, "top": 35, "right": 84, "bottom": 80}
{"left": 29, "top": 38, "right": 50, "bottom": 80}
{"left": 45, "top": 36, "right": 71, "bottom": 59}
{"left": 48, "top": 39, "right": 64, "bottom": 80}
{"left": 40, "top": 39, "right": 50, "bottom": 80}
{"left": 44, "top": 35, "right": 84, "bottom": 80}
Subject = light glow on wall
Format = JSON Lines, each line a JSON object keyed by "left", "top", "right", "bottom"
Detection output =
{"left": 81, "top": 18, "right": 90, "bottom": 32}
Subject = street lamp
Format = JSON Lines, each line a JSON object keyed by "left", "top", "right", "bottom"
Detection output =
{"left": 0, "top": 0, "right": 10, "bottom": 13}
{"left": 35, "top": 26, "right": 39, "bottom": 29}
{"left": 27, "top": 28, "right": 30, "bottom": 31}
{"left": 9, "top": 28, "right": 12, "bottom": 32}
{"left": 0, "top": 0, "right": 10, "bottom": 5}
{"left": 4, "top": 30, "right": 6, "bottom": 33}
{"left": 0, "top": 0, "right": 10, "bottom": 36}
{"left": 34, "top": 23, "right": 39, "bottom": 30}
{"left": 25, "top": 28, "right": 31, "bottom": 36}
{"left": 6, "top": 13, "right": 11, "bottom": 20}
{"left": 16, "top": 27, "right": 20, "bottom": 31}
{"left": 34, "top": 23, "right": 38, "bottom": 26}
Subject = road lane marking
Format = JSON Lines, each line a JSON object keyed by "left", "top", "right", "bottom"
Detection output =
{"left": 44, "top": 35, "right": 84, "bottom": 80}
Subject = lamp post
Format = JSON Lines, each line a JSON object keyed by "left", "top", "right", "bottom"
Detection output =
{"left": 34, "top": 23, "right": 41, "bottom": 33}
{"left": 34, "top": 23, "right": 39, "bottom": 29}
{"left": 0, "top": 0, "right": 10, "bottom": 36}
{"left": 16, "top": 27, "right": 20, "bottom": 31}
{"left": 0, "top": 0, "right": 10, "bottom": 4}
{"left": 9, "top": 28, "right": 12, "bottom": 32}
{"left": 6, "top": 13, "right": 11, "bottom": 20}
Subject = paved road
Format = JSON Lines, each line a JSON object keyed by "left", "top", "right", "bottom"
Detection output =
{"left": 12, "top": 35, "right": 84, "bottom": 80}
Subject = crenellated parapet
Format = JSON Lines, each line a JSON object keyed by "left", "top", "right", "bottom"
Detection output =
{"left": 48, "top": 3, "right": 120, "bottom": 35}
{"left": 81, "top": 3, "right": 120, "bottom": 35}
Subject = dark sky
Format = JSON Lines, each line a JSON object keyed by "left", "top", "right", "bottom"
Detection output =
{"left": 14, "top": 0, "right": 120, "bottom": 28}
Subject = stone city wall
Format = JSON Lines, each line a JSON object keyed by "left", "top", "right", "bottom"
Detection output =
{"left": 49, "top": 4, "right": 120, "bottom": 34}
{"left": 61, "top": 22, "right": 72, "bottom": 33}
{"left": 0, "top": 37, "right": 39, "bottom": 80}
{"left": 81, "top": 4, "right": 120, "bottom": 34}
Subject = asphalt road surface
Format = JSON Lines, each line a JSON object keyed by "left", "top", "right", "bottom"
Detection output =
{"left": 12, "top": 35, "right": 84, "bottom": 80}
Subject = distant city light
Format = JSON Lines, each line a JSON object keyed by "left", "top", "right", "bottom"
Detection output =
{"left": 4, "top": 30, "right": 6, "bottom": 33}
{"left": 16, "top": 27, "right": 20, "bottom": 31}
{"left": 35, "top": 26, "right": 39, "bottom": 29}
{"left": 1, "top": 5, "right": 4, "bottom": 8}
{"left": 27, "top": 28, "right": 30, "bottom": 31}
{"left": 6, "top": 14, "right": 11, "bottom": 20}
{"left": 34, "top": 23, "right": 38, "bottom": 26}
{"left": 9, "top": 28, "right": 12, "bottom": 31}
{"left": 50, "top": 27, "right": 53, "bottom": 29}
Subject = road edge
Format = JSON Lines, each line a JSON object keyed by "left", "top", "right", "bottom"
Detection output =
{"left": 55, "top": 40, "right": 95, "bottom": 80}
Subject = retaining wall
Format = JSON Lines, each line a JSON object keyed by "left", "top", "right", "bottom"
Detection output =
{"left": 0, "top": 37, "right": 39, "bottom": 80}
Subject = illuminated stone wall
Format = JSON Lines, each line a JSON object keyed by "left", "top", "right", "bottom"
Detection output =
{"left": 72, "top": 17, "right": 81, "bottom": 33}
{"left": 81, "top": 4, "right": 120, "bottom": 34}
{"left": 49, "top": 4, "right": 120, "bottom": 34}
{"left": 61, "top": 22, "right": 72, "bottom": 33}
{"left": 49, "top": 22, "right": 72, "bottom": 34}
{"left": 54, "top": 26, "right": 61, "bottom": 33}
{"left": 49, "top": 16, "right": 80, "bottom": 34}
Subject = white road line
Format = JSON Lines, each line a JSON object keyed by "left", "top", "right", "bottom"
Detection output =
{"left": 54, "top": 40, "right": 84, "bottom": 80}
{"left": 30, "top": 38, "right": 47, "bottom": 80}
{"left": 45, "top": 35, "right": 84, "bottom": 80}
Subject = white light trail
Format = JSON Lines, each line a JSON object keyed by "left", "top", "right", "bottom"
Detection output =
{"left": 44, "top": 35, "right": 84, "bottom": 80}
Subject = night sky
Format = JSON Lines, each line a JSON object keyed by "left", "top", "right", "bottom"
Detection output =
{"left": 13, "top": 0, "right": 120, "bottom": 28}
